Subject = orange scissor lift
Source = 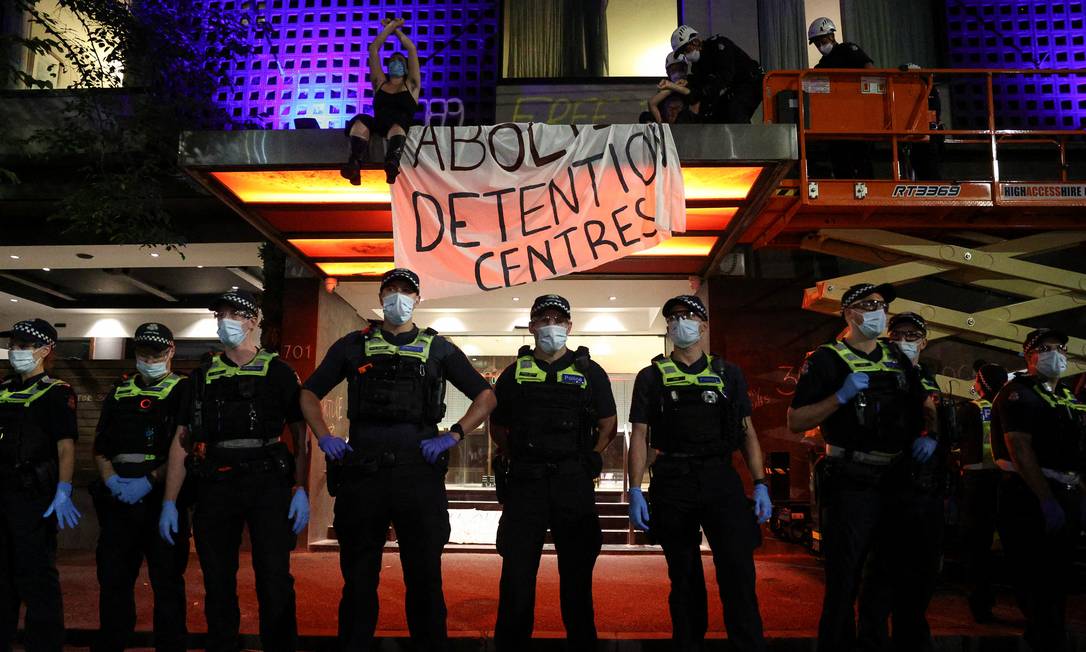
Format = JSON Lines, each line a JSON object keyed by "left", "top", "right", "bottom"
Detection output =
{"left": 748, "top": 68, "right": 1086, "bottom": 396}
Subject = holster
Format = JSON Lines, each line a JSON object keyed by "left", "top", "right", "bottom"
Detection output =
{"left": 493, "top": 454, "right": 510, "bottom": 505}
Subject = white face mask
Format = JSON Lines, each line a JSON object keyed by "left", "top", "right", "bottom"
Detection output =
{"left": 684, "top": 49, "right": 700, "bottom": 63}
{"left": 136, "top": 359, "right": 169, "bottom": 380}
{"left": 8, "top": 349, "right": 39, "bottom": 375}
{"left": 217, "top": 318, "right": 248, "bottom": 349}
{"left": 853, "top": 310, "right": 886, "bottom": 339}
{"left": 382, "top": 292, "right": 415, "bottom": 326}
{"left": 895, "top": 340, "right": 920, "bottom": 363}
{"left": 668, "top": 318, "right": 702, "bottom": 349}
{"left": 668, "top": 71, "right": 685, "bottom": 83}
{"left": 817, "top": 42, "right": 834, "bottom": 56}
{"left": 1035, "top": 350, "right": 1068, "bottom": 379}
{"left": 535, "top": 324, "right": 568, "bottom": 354}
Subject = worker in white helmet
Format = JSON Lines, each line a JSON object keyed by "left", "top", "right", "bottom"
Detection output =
{"left": 668, "top": 24, "right": 763, "bottom": 123}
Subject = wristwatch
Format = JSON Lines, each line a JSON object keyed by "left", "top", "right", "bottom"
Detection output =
{"left": 449, "top": 423, "right": 465, "bottom": 441}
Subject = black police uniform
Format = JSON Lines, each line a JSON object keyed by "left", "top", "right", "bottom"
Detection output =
{"left": 490, "top": 346, "right": 616, "bottom": 651}
{"left": 92, "top": 372, "right": 192, "bottom": 652}
{"left": 791, "top": 339, "right": 924, "bottom": 652}
{"left": 688, "top": 35, "right": 764, "bottom": 123}
{"left": 303, "top": 321, "right": 490, "bottom": 652}
{"left": 0, "top": 371, "right": 76, "bottom": 652}
{"left": 956, "top": 393, "right": 1001, "bottom": 616}
{"left": 188, "top": 350, "right": 304, "bottom": 652}
{"left": 990, "top": 375, "right": 1085, "bottom": 652}
{"left": 630, "top": 354, "right": 765, "bottom": 652}
{"left": 813, "top": 41, "right": 876, "bottom": 180}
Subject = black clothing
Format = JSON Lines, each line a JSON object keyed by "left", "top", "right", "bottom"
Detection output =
{"left": 959, "top": 468, "right": 1001, "bottom": 617}
{"left": 814, "top": 42, "right": 874, "bottom": 69}
{"left": 0, "top": 372, "right": 78, "bottom": 466}
{"left": 374, "top": 84, "right": 417, "bottom": 136}
{"left": 95, "top": 374, "right": 192, "bottom": 477}
{"left": 688, "top": 35, "right": 763, "bottom": 124}
{"left": 92, "top": 484, "right": 189, "bottom": 652}
{"left": 957, "top": 401, "right": 990, "bottom": 469}
{"left": 630, "top": 356, "right": 752, "bottom": 425}
{"left": 991, "top": 375, "right": 1086, "bottom": 472}
{"left": 491, "top": 349, "right": 615, "bottom": 650}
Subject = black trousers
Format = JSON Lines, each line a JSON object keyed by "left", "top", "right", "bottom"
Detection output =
{"left": 0, "top": 484, "right": 63, "bottom": 652}
{"left": 92, "top": 482, "right": 189, "bottom": 652}
{"left": 707, "top": 81, "right": 762, "bottom": 124}
{"left": 648, "top": 457, "right": 765, "bottom": 652}
{"left": 856, "top": 477, "right": 942, "bottom": 652}
{"left": 997, "top": 473, "right": 1082, "bottom": 652}
{"left": 193, "top": 470, "right": 297, "bottom": 652}
{"left": 494, "top": 464, "right": 602, "bottom": 651}
{"left": 816, "top": 459, "right": 914, "bottom": 652}
{"left": 959, "top": 469, "right": 1000, "bottom": 610}
{"left": 334, "top": 463, "right": 451, "bottom": 652}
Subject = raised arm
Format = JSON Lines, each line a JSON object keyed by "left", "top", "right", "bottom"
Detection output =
{"left": 368, "top": 18, "right": 402, "bottom": 89}
{"left": 394, "top": 23, "right": 421, "bottom": 91}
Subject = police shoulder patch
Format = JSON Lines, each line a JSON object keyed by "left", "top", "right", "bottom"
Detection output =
{"left": 1007, "top": 390, "right": 1019, "bottom": 401}
{"left": 67, "top": 393, "right": 77, "bottom": 410}
{"left": 849, "top": 44, "right": 859, "bottom": 51}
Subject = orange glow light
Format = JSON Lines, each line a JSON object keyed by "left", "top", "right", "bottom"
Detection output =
{"left": 290, "top": 238, "right": 394, "bottom": 258}
{"left": 211, "top": 166, "right": 759, "bottom": 205}
{"left": 631, "top": 236, "right": 717, "bottom": 257}
{"left": 316, "top": 261, "right": 396, "bottom": 276}
{"left": 685, "top": 207, "right": 738, "bottom": 231}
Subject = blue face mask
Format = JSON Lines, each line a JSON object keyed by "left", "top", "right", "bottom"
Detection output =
{"left": 388, "top": 59, "right": 406, "bottom": 77}
{"left": 217, "top": 318, "right": 248, "bottom": 349}
{"left": 382, "top": 292, "right": 415, "bottom": 326}
{"left": 8, "top": 349, "right": 39, "bottom": 375}
{"left": 136, "top": 359, "right": 169, "bottom": 380}
{"left": 536, "top": 324, "right": 568, "bottom": 354}
{"left": 668, "top": 318, "right": 702, "bottom": 349}
{"left": 855, "top": 310, "right": 886, "bottom": 339}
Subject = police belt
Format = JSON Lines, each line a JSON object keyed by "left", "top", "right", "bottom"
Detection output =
{"left": 337, "top": 448, "right": 427, "bottom": 471}
{"left": 962, "top": 461, "right": 999, "bottom": 472}
{"left": 212, "top": 437, "right": 281, "bottom": 450}
{"left": 995, "top": 459, "right": 1082, "bottom": 488}
{"left": 825, "top": 444, "right": 900, "bottom": 466}
{"left": 508, "top": 456, "right": 585, "bottom": 479}
{"left": 112, "top": 453, "right": 158, "bottom": 464}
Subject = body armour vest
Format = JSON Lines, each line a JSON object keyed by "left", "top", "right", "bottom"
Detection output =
{"left": 196, "top": 351, "right": 284, "bottom": 444}
{"left": 0, "top": 376, "right": 68, "bottom": 467}
{"left": 348, "top": 325, "right": 446, "bottom": 425}
{"left": 992, "top": 376, "right": 1086, "bottom": 473}
{"left": 509, "top": 346, "right": 596, "bottom": 461}
{"left": 649, "top": 354, "right": 739, "bottom": 457}
{"left": 819, "top": 341, "right": 910, "bottom": 453}
{"left": 104, "top": 373, "right": 182, "bottom": 467}
{"left": 966, "top": 398, "right": 995, "bottom": 468}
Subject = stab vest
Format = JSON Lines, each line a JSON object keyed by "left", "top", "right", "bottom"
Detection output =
{"left": 102, "top": 373, "right": 182, "bottom": 467}
{"left": 508, "top": 346, "right": 596, "bottom": 461}
{"left": 819, "top": 341, "right": 910, "bottom": 453}
{"left": 992, "top": 376, "right": 1086, "bottom": 473}
{"left": 347, "top": 324, "right": 446, "bottom": 425}
{"left": 195, "top": 351, "right": 284, "bottom": 445}
{"left": 0, "top": 376, "right": 68, "bottom": 466}
{"left": 649, "top": 354, "right": 739, "bottom": 456}
{"left": 967, "top": 398, "right": 995, "bottom": 467}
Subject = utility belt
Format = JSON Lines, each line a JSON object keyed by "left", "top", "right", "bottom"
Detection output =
{"left": 651, "top": 452, "right": 731, "bottom": 478}
{"left": 111, "top": 453, "right": 167, "bottom": 479}
{"left": 188, "top": 442, "right": 292, "bottom": 482}
{"left": 996, "top": 459, "right": 1082, "bottom": 491}
{"left": 821, "top": 446, "right": 904, "bottom": 489}
{"left": 507, "top": 455, "right": 589, "bottom": 480}
{"left": 326, "top": 447, "right": 434, "bottom": 497}
{"left": 210, "top": 436, "right": 281, "bottom": 450}
{"left": 825, "top": 444, "right": 900, "bottom": 466}
{"left": 0, "top": 458, "right": 58, "bottom": 494}
{"left": 961, "top": 461, "right": 999, "bottom": 472}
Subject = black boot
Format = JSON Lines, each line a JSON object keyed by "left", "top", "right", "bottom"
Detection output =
{"left": 384, "top": 134, "right": 407, "bottom": 185}
{"left": 340, "top": 136, "right": 368, "bottom": 186}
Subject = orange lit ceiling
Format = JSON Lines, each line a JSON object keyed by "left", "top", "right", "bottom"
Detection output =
{"left": 203, "top": 165, "right": 769, "bottom": 279}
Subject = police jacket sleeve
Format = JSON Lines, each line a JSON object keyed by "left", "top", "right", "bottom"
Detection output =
{"left": 440, "top": 340, "right": 491, "bottom": 400}
{"left": 302, "top": 336, "right": 353, "bottom": 399}
{"left": 48, "top": 382, "right": 79, "bottom": 442}
{"left": 172, "top": 376, "right": 194, "bottom": 427}
{"left": 725, "top": 362, "right": 753, "bottom": 419}
{"left": 588, "top": 362, "right": 617, "bottom": 419}
{"left": 790, "top": 348, "right": 837, "bottom": 409}
{"left": 994, "top": 382, "right": 1038, "bottom": 434}
{"left": 93, "top": 385, "right": 117, "bottom": 456}
{"left": 273, "top": 360, "right": 304, "bottom": 423}
{"left": 489, "top": 365, "right": 517, "bottom": 427}
{"left": 629, "top": 366, "right": 657, "bottom": 425}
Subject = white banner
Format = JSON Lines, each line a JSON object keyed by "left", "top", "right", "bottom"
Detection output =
{"left": 391, "top": 123, "right": 685, "bottom": 299}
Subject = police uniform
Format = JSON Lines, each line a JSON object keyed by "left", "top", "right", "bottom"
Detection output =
{"left": 813, "top": 41, "right": 875, "bottom": 180}
{"left": 189, "top": 292, "right": 304, "bottom": 652}
{"left": 990, "top": 329, "right": 1084, "bottom": 652}
{"left": 490, "top": 295, "right": 616, "bottom": 651}
{"left": 688, "top": 35, "right": 764, "bottom": 123}
{"left": 303, "top": 303, "right": 490, "bottom": 651}
{"left": 0, "top": 319, "right": 76, "bottom": 652}
{"left": 790, "top": 287, "right": 925, "bottom": 652}
{"left": 92, "top": 323, "right": 191, "bottom": 652}
{"left": 630, "top": 305, "right": 766, "bottom": 652}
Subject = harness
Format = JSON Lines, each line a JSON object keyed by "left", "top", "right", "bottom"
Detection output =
{"left": 818, "top": 341, "right": 910, "bottom": 453}
{"left": 348, "top": 323, "right": 446, "bottom": 425}
{"left": 103, "top": 374, "right": 182, "bottom": 468}
{"left": 648, "top": 354, "right": 739, "bottom": 457}
{"left": 194, "top": 350, "right": 284, "bottom": 449}
{"left": 992, "top": 377, "right": 1086, "bottom": 475}
{"left": 508, "top": 346, "right": 595, "bottom": 461}
{"left": 0, "top": 376, "right": 68, "bottom": 466}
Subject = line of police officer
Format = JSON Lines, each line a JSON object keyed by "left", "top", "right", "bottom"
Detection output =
{"left": 2, "top": 272, "right": 1083, "bottom": 651}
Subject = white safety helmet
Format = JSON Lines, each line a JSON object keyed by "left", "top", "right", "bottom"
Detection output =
{"left": 665, "top": 51, "right": 687, "bottom": 70}
{"left": 670, "top": 25, "right": 699, "bottom": 53}
{"left": 807, "top": 17, "right": 836, "bottom": 43}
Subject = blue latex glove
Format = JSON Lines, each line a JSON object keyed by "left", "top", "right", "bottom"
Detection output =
{"left": 104, "top": 475, "right": 126, "bottom": 498}
{"left": 835, "top": 372, "right": 870, "bottom": 404}
{"left": 318, "top": 434, "right": 353, "bottom": 461}
{"left": 117, "top": 476, "right": 153, "bottom": 504}
{"left": 420, "top": 433, "right": 458, "bottom": 464}
{"left": 44, "top": 482, "right": 81, "bottom": 529}
{"left": 912, "top": 436, "right": 937, "bottom": 463}
{"left": 628, "top": 487, "right": 650, "bottom": 532}
{"left": 159, "top": 500, "right": 179, "bottom": 545}
{"left": 288, "top": 488, "right": 310, "bottom": 535}
{"left": 1040, "top": 497, "right": 1066, "bottom": 534}
{"left": 752, "top": 484, "right": 773, "bottom": 524}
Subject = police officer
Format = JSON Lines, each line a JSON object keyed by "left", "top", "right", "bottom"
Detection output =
{"left": 957, "top": 362, "right": 1008, "bottom": 623}
{"left": 299, "top": 268, "right": 496, "bottom": 652}
{"left": 159, "top": 290, "right": 310, "bottom": 652}
{"left": 628, "top": 295, "right": 771, "bottom": 652}
{"left": 0, "top": 318, "right": 80, "bottom": 652}
{"left": 787, "top": 284, "right": 927, "bottom": 652}
{"left": 807, "top": 17, "right": 876, "bottom": 180}
{"left": 670, "top": 24, "right": 763, "bottom": 123}
{"left": 93, "top": 323, "right": 191, "bottom": 652}
{"left": 489, "top": 294, "right": 617, "bottom": 651}
{"left": 991, "top": 329, "right": 1085, "bottom": 652}
{"left": 857, "top": 311, "right": 943, "bottom": 651}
